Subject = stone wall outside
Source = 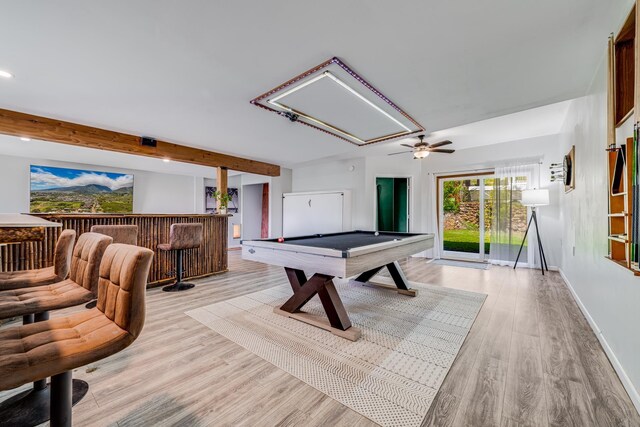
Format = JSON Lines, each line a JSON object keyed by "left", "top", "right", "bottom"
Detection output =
{"left": 444, "top": 201, "right": 527, "bottom": 233}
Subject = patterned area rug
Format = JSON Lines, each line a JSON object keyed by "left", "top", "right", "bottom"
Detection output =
{"left": 186, "top": 278, "right": 486, "bottom": 427}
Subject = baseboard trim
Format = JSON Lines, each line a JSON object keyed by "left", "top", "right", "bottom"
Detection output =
{"left": 558, "top": 268, "right": 640, "bottom": 414}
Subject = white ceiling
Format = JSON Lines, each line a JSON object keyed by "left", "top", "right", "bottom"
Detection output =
{"left": 295, "top": 99, "right": 572, "bottom": 165}
{"left": 0, "top": 0, "right": 632, "bottom": 168}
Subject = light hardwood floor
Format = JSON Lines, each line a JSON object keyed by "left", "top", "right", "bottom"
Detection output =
{"left": 1, "top": 252, "right": 639, "bottom": 426}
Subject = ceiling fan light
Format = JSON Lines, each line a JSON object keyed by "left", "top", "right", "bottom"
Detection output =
{"left": 413, "top": 150, "right": 430, "bottom": 159}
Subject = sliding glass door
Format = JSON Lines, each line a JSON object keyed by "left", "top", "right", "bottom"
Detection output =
{"left": 440, "top": 175, "right": 492, "bottom": 261}
{"left": 489, "top": 173, "right": 529, "bottom": 265}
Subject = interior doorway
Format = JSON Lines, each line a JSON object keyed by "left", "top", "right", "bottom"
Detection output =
{"left": 376, "top": 177, "right": 409, "bottom": 232}
{"left": 241, "top": 183, "right": 269, "bottom": 240}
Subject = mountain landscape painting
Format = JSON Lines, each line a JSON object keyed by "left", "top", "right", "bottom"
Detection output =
{"left": 30, "top": 165, "right": 134, "bottom": 213}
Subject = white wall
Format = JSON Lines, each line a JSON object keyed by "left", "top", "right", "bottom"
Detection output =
{"left": 0, "top": 154, "right": 202, "bottom": 214}
{"left": 290, "top": 135, "right": 564, "bottom": 267}
{"left": 269, "top": 168, "right": 292, "bottom": 238}
{"left": 242, "top": 184, "right": 264, "bottom": 240}
{"left": 364, "top": 156, "right": 424, "bottom": 232}
{"left": 558, "top": 55, "right": 640, "bottom": 409}
{"left": 292, "top": 158, "right": 366, "bottom": 228}
{"left": 206, "top": 175, "right": 243, "bottom": 248}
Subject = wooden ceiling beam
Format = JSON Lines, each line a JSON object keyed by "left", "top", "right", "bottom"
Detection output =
{"left": 0, "top": 108, "right": 280, "bottom": 176}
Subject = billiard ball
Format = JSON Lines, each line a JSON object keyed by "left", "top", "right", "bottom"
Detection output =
{"left": 374, "top": 232, "right": 379, "bottom": 236}
{"left": 277, "top": 237, "right": 285, "bottom": 243}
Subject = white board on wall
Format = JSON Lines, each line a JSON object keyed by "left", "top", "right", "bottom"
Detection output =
{"left": 282, "top": 190, "right": 351, "bottom": 237}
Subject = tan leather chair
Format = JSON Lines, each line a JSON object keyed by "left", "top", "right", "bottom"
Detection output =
{"left": 0, "top": 232, "right": 112, "bottom": 322}
{"left": 0, "top": 244, "right": 154, "bottom": 427}
{"left": 0, "top": 229, "right": 76, "bottom": 291}
{"left": 157, "top": 223, "right": 203, "bottom": 292}
{"left": 90, "top": 224, "right": 138, "bottom": 245}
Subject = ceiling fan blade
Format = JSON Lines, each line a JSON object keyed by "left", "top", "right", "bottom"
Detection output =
{"left": 400, "top": 143, "right": 415, "bottom": 149}
{"left": 428, "top": 148, "right": 455, "bottom": 154}
{"left": 428, "top": 140, "right": 453, "bottom": 148}
{"left": 387, "top": 151, "right": 413, "bottom": 156}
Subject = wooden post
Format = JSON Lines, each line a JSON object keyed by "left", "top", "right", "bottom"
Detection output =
{"left": 217, "top": 167, "right": 228, "bottom": 211}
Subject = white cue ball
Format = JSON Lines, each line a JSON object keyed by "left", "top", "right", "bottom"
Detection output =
{"left": 374, "top": 232, "right": 379, "bottom": 236}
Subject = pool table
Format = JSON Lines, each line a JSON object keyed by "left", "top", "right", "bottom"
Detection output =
{"left": 242, "top": 230, "right": 434, "bottom": 340}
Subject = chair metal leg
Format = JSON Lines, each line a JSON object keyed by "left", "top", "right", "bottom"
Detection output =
{"left": 163, "top": 249, "right": 195, "bottom": 292}
{"left": 50, "top": 371, "right": 71, "bottom": 427}
{"left": 34, "top": 311, "right": 49, "bottom": 322}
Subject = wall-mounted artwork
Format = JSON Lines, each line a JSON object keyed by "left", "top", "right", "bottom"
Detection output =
{"left": 30, "top": 165, "right": 134, "bottom": 213}
{"left": 205, "top": 187, "right": 239, "bottom": 213}
{"left": 564, "top": 145, "right": 575, "bottom": 193}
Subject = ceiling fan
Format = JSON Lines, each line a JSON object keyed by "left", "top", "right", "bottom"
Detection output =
{"left": 388, "top": 135, "right": 455, "bottom": 159}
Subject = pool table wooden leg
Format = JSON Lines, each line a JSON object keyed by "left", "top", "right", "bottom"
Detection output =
{"left": 353, "top": 262, "right": 416, "bottom": 297}
{"left": 353, "top": 266, "right": 384, "bottom": 283}
{"left": 280, "top": 268, "right": 353, "bottom": 331}
{"left": 386, "top": 261, "right": 410, "bottom": 291}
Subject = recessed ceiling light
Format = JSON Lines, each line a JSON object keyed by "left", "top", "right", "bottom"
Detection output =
{"left": 163, "top": 158, "right": 170, "bottom": 163}
{"left": 20, "top": 137, "right": 31, "bottom": 141}
{"left": 0, "top": 70, "right": 13, "bottom": 79}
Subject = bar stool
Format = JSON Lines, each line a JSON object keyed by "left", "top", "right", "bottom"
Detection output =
{"left": 0, "top": 232, "right": 112, "bottom": 322}
{"left": 87, "top": 225, "right": 138, "bottom": 308}
{"left": 0, "top": 229, "right": 76, "bottom": 291}
{"left": 0, "top": 243, "right": 154, "bottom": 427}
{"left": 90, "top": 224, "right": 138, "bottom": 245}
{"left": 0, "top": 231, "right": 112, "bottom": 426}
{"left": 157, "top": 223, "right": 203, "bottom": 292}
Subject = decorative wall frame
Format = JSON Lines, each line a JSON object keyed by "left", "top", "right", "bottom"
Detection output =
{"left": 250, "top": 57, "right": 424, "bottom": 146}
{"left": 564, "top": 145, "right": 575, "bottom": 193}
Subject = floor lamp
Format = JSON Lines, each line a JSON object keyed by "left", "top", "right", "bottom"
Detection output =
{"left": 514, "top": 189, "right": 549, "bottom": 275}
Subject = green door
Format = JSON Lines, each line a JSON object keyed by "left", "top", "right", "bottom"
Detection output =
{"left": 376, "top": 177, "right": 408, "bottom": 232}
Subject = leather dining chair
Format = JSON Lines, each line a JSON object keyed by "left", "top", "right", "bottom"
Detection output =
{"left": 0, "top": 229, "right": 76, "bottom": 292}
{"left": 0, "top": 243, "right": 154, "bottom": 427}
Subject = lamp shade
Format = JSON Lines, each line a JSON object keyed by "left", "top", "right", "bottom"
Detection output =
{"left": 413, "top": 150, "right": 430, "bottom": 159}
{"left": 521, "top": 189, "right": 549, "bottom": 207}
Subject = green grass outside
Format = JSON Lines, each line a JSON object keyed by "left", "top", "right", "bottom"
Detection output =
{"left": 97, "top": 194, "right": 133, "bottom": 213}
{"left": 443, "top": 229, "right": 526, "bottom": 254}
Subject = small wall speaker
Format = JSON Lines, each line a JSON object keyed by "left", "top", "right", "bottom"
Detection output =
{"left": 140, "top": 136, "right": 157, "bottom": 147}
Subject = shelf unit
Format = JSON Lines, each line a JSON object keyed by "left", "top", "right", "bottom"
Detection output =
{"left": 606, "top": 4, "right": 640, "bottom": 275}
{"left": 608, "top": 140, "right": 635, "bottom": 269}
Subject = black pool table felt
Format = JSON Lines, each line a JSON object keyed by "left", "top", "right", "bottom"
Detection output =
{"left": 272, "top": 231, "right": 421, "bottom": 251}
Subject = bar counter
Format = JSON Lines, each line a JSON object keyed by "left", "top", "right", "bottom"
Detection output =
{"left": 0, "top": 213, "right": 229, "bottom": 286}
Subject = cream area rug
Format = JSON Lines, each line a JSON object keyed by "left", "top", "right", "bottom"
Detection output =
{"left": 186, "top": 277, "right": 486, "bottom": 427}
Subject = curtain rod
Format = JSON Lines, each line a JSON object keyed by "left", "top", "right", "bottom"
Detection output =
{"left": 428, "top": 157, "right": 543, "bottom": 176}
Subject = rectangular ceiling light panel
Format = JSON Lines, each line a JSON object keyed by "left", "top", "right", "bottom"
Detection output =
{"left": 251, "top": 57, "right": 424, "bottom": 146}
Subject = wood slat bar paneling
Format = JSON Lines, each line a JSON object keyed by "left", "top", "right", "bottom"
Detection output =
{"left": 0, "top": 214, "right": 229, "bottom": 286}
